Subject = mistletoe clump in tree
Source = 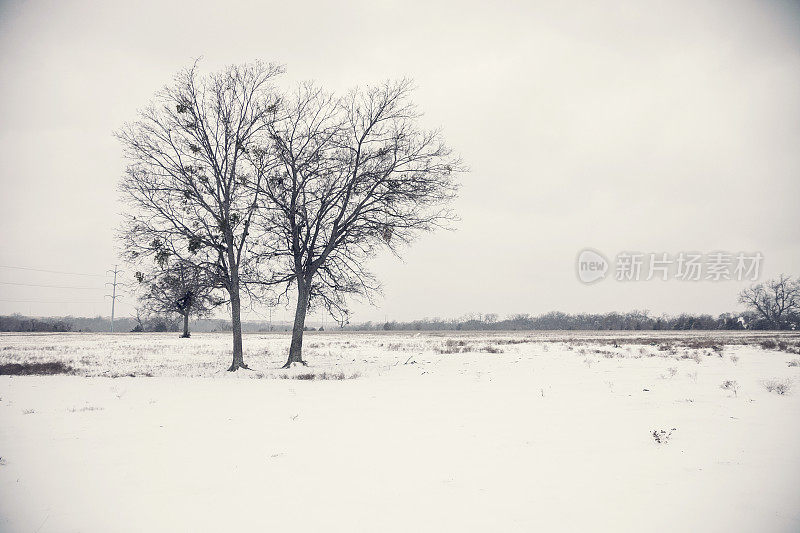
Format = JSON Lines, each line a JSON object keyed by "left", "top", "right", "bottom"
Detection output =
{"left": 117, "top": 61, "right": 283, "bottom": 371}
{"left": 257, "top": 80, "right": 462, "bottom": 368}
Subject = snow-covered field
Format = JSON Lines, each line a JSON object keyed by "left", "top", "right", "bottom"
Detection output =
{"left": 1, "top": 330, "right": 800, "bottom": 532}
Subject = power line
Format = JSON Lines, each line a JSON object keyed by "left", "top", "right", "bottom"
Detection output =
{"left": 0, "top": 265, "right": 105, "bottom": 277}
{"left": 0, "top": 281, "right": 104, "bottom": 290}
{"left": 0, "top": 298, "right": 106, "bottom": 304}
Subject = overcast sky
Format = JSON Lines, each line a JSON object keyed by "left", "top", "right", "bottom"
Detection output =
{"left": 0, "top": 0, "right": 798, "bottom": 323}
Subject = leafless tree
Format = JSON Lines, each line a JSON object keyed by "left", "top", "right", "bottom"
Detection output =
{"left": 117, "top": 61, "right": 283, "bottom": 370}
{"left": 133, "top": 260, "right": 224, "bottom": 338}
{"left": 738, "top": 274, "right": 800, "bottom": 329}
{"left": 256, "top": 80, "right": 462, "bottom": 368}
{"left": 132, "top": 308, "right": 145, "bottom": 332}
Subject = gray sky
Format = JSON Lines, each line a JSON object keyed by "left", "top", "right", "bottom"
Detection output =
{"left": 1, "top": 0, "right": 798, "bottom": 323}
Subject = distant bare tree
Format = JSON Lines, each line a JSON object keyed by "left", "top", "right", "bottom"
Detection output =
{"left": 738, "top": 274, "right": 800, "bottom": 329}
{"left": 134, "top": 261, "right": 223, "bottom": 338}
{"left": 132, "top": 308, "right": 145, "bottom": 332}
{"left": 257, "top": 80, "right": 461, "bottom": 368}
{"left": 117, "top": 61, "right": 283, "bottom": 370}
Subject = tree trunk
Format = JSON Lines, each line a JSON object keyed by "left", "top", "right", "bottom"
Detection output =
{"left": 180, "top": 312, "right": 190, "bottom": 338}
{"left": 283, "top": 280, "right": 310, "bottom": 368}
{"left": 227, "top": 279, "right": 248, "bottom": 371}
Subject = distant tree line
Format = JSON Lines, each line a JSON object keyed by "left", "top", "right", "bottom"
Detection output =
{"left": 0, "top": 314, "right": 74, "bottom": 332}
{"left": 3, "top": 277, "right": 796, "bottom": 333}
{"left": 0, "top": 314, "right": 287, "bottom": 333}
{"left": 355, "top": 276, "right": 800, "bottom": 332}
{"left": 0, "top": 309, "right": 795, "bottom": 333}
{"left": 355, "top": 310, "right": 794, "bottom": 332}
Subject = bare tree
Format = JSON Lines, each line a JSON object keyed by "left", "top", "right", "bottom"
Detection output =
{"left": 132, "top": 308, "right": 145, "bottom": 332}
{"left": 117, "top": 61, "right": 283, "bottom": 370}
{"left": 738, "top": 274, "right": 800, "bottom": 329}
{"left": 133, "top": 260, "right": 223, "bottom": 338}
{"left": 257, "top": 80, "right": 461, "bottom": 368}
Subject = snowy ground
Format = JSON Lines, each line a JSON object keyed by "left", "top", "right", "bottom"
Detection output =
{"left": 1, "top": 330, "right": 800, "bottom": 532}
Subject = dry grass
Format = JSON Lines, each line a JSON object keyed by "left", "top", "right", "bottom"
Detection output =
{"left": 679, "top": 351, "right": 703, "bottom": 364}
{"left": 280, "top": 371, "right": 361, "bottom": 381}
{"left": 760, "top": 339, "right": 800, "bottom": 354}
{"left": 661, "top": 367, "right": 678, "bottom": 379}
{"left": 2, "top": 331, "right": 799, "bottom": 379}
{"left": 438, "top": 339, "right": 469, "bottom": 354}
{"left": 480, "top": 345, "right": 503, "bottom": 354}
{"left": 67, "top": 406, "right": 105, "bottom": 413}
{"left": 0, "top": 361, "right": 75, "bottom": 375}
{"left": 437, "top": 340, "right": 503, "bottom": 354}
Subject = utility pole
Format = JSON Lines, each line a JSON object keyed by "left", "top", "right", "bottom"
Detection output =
{"left": 105, "top": 265, "right": 123, "bottom": 333}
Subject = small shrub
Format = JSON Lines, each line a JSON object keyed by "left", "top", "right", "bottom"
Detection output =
{"left": 763, "top": 379, "right": 792, "bottom": 395}
{"left": 658, "top": 343, "right": 678, "bottom": 355}
{"left": 778, "top": 342, "right": 800, "bottom": 355}
{"left": 662, "top": 367, "right": 677, "bottom": 379}
{"left": 759, "top": 339, "right": 778, "bottom": 350}
{"left": 680, "top": 352, "right": 702, "bottom": 364}
{"left": 685, "top": 339, "right": 722, "bottom": 351}
{"left": 687, "top": 371, "right": 698, "bottom": 384}
{"left": 68, "top": 406, "right": 104, "bottom": 413}
{"left": 446, "top": 339, "right": 467, "bottom": 347}
{"left": 720, "top": 380, "right": 739, "bottom": 397}
{"left": 694, "top": 352, "right": 705, "bottom": 363}
{"left": 652, "top": 428, "right": 676, "bottom": 444}
{"left": 773, "top": 341, "right": 800, "bottom": 354}
{"left": 787, "top": 359, "right": 800, "bottom": 368}
{"left": 593, "top": 349, "right": 615, "bottom": 358}
{"left": 480, "top": 345, "right": 503, "bottom": 354}
{"left": 730, "top": 355, "right": 739, "bottom": 365}
{"left": 438, "top": 339, "right": 470, "bottom": 354}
